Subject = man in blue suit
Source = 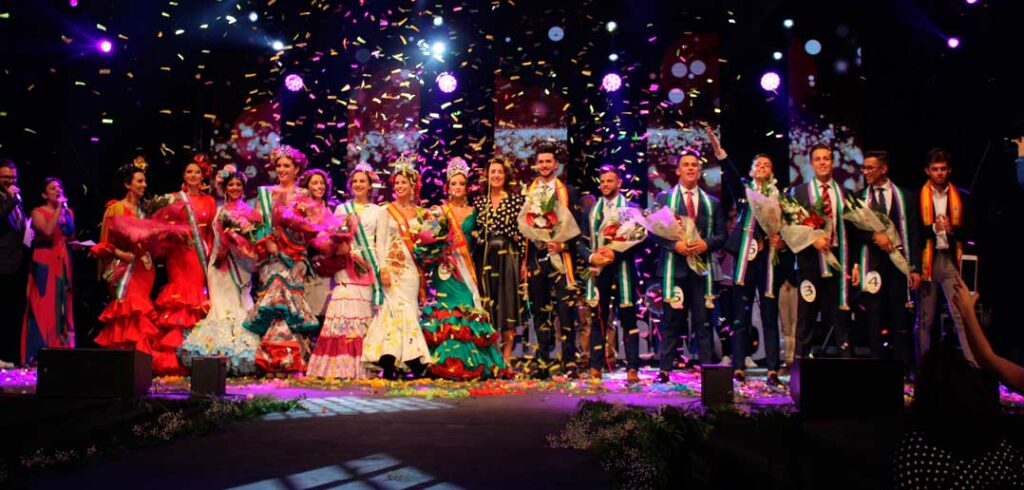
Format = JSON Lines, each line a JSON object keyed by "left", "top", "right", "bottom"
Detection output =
{"left": 652, "top": 150, "right": 727, "bottom": 383}
{"left": 578, "top": 165, "right": 644, "bottom": 384}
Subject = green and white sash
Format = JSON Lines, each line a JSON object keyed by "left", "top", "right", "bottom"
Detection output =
{"left": 810, "top": 180, "right": 850, "bottom": 310}
{"left": 857, "top": 182, "right": 912, "bottom": 306}
{"left": 343, "top": 201, "right": 384, "bottom": 305}
{"left": 662, "top": 185, "right": 714, "bottom": 308}
{"left": 584, "top": 195, "right": 634, "bottom": 307}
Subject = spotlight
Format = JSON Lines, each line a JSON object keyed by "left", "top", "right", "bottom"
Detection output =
{"left": 608, "top": 53, "right": 619, "bottom": 61}
{"left": 602, "top": 73, "right": 622, "bottom": 92}
{"left": 804, "top": 39, "right": 822, "bottom": 56}
{"left": 272, "top": 40, "right": 285, "bottom": 51}
{"left": 760, "top": 71, "right": 781, "bottom": 92}
{"left": 783, "top": 19, "right": 794, "bottom": 29}
{"left": 97, "top": 39, "right": 113, "bottom": 54}
{"left": 436, "top": 72, "right": 458, "bottom": 93}
{"left": 947, "top": 37, "right": 960, "bottom": 49}
{"left": 284, "top": 74, "right": 304, "bottom": 92}
{"left": 249, "top": 11, "right": 258, "bottom": 22}
{"left": 430, "top": 41, "right": 446, "bottom": 57}
{"left": 667, "top": 88, "right": 685, "bottom": 104}
{"left": 689, "top": 60, "right": 707, "bottom": 76}
{"left": 670, "top": 62, "right": 688, "bottom": 78}
{"left": 965, "top": 0, "right": 978, "bottom": 4}
{"left": 548, "top": 26, "right": 564, "bottom": 42}
{"left": 69, "top": 0, "right": 78, "bottom": 6}
{"left": 433, "top": 16, "right": 443, "bottom": 27}
{"left": 772, "top": 51, "right": 783, "bottom": 60}
{"left": 606, "top": 21, "right": 617, "bottom": 32}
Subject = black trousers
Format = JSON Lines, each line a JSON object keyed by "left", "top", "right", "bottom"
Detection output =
{"left": 659, "top": 273, "right": 712, "bottom": 369}
{"left": 0, "top": 262, "right": 28, "bottom": 364}
{"left": 527, "top": 249, "right": 578, "bottom": 369}
{"left": 732, "top": 251, "right": 783, "bottom": 370}
{"left": 858, "top": 258, "right": 914, "bottom": 367}
{"left": 589, "top": 269, "right": 640, "bottom": 370}
{"left": 796, "top": 271, "right": 850, "bottom": 358}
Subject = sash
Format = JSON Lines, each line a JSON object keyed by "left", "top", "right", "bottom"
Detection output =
{"left": 442, "top": 204, "right": 479, "bottom": 288}
{"left": 115, "top": 203, "right": 144, "bottom": 302}
{"left": 385, "top": 203, "right": 427, "bottom": 302}
{"left": 177, "top": 191, "right": 209, "bottom": 271}
{"left": 662, "top": 185, "right": 714, "bottom": 308}
{"left": 810, "top": 181, "right": 850, "bottom": 310}
{"left": 584, "top": 195, "right": 633, "bottom": 307}
{"left": 527, "top": 178, "right": 576, "bottom": 285}
{"left": 256, "top": 186, "right": 274, "bottom": 241}
{"left": 920, "top": 183, "right": 963, "bottom": 281}
{"left": 344, "top": 201, "right": 384, "bottom": 305}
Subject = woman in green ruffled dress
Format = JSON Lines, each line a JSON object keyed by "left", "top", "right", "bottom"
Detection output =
{"left": 420, "top": 158, "right": 506, "bottom": 380}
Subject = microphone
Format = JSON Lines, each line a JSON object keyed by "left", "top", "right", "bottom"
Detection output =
{"left": 14, "top": 192, "right": 21, "bottom": 204}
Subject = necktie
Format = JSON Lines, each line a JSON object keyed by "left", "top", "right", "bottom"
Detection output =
{"left": 686, "top": 191, "right": 696, "bottom": 219}
{"left": 9, "top": 202, "right": 23, "bottom": 231}
{"left": 872, "top": 187, "right": 886, "bottom": 213}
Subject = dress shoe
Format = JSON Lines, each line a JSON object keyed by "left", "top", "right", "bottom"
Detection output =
{"left": 744, "top": 356, "right": 758, "bottom": 369}
{"left": 720, "top": 355, "right": 733, "bottom": 367}
{"left": 767, "top": 370, "right": 780, "bottom": 386}
{"left": 588, "top": 368, "right": 602, "bottom": 379}
{"left": 655, "top": 371, "right": 671, "bottom": 384}
{"left": 733, "top": 369, "right": 745, "bottom": 382}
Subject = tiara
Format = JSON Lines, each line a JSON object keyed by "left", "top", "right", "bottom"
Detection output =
{"left": 446, "top": 157, "right": 469, "bottom": 181}
{"left": 270, "top": 145, "right": 305, "bottom": 165}
{"left": 391, "top": 154, "right": 417, "bottom": 176}
{"left": 353, "top": 162, "right": 375, "bottom": 175}
{"left": 132, "top": 155, "right": 148, "bottom": 171}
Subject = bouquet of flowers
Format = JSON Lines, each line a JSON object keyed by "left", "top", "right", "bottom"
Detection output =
{"left": 218, "top": 207, "right": 260, "bottom": 263}
{"left": 642, "top": 206, "right": 708, "bottom": 275}
{"left": 591, "top": 207, "right": 648, "bottom": 276}
{"left": 779, "top": 194, "right": 841, "bottom": 275}
{"left": 843, "top": 195, "right": 911, "bottom": 276}
{"left": 410, "top": 206, "right": 451, "bottom": 265}
{"left": 517, "top": 185, "right": 581, "bottom": 273}
{"left": 142, "top": 193, "right": 177, "bottom": 217}
{"left": 744, "top": 183, "right": 783, "bottom": 266}
{"left": 310, "top": 212, "right": 371, "bottom": 281}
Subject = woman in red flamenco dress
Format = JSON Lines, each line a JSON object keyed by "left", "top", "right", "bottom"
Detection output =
{"left": 91, "top": 161, "right": 184, "bottom": 374}
{"left": 152, "top": 155, "right": 216, "bottom": 374}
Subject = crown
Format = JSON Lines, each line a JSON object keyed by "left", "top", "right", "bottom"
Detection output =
{"left": 446, "top": 157, "right": 470, "bottom": 181}
{"left": 132, "top": 155, "right": 148, "bottom": 171}
{"left": 391, "top": 154, "right": 417, "bottom": 176}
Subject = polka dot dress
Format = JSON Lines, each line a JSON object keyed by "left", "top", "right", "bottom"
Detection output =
{"left": 893, "top": 431, "right": 1024, "bottom": 489}
{"left": 472, "top": 192, "right": 525, "bottom": 255}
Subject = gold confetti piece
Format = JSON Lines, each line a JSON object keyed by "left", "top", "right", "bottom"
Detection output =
{"left": 24, "top": 128, "right": 36, "bottom": 134}
{"left": 159, "top": 109, "right": 173, "bottom": 115}
{"left": 96, "top": 23, "right": 106, "bottom": 31}
{"left": 101, "top": 118, "right": 113, "bottom": 124}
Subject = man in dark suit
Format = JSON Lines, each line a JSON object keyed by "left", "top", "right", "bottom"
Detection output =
{"left": 652, "top": 150, "right": 727, "bottom": 382}
{"left": 0, "top": 158, "right": 27, "bottom": 365}
{"left": 791, "top": 144, "right": 854, "bottom": 358}
{"left": 915, "top": 148, "right": 976, "bottom": 366}
{"left": 525, "top": 142, "right": 582, "bottom": 378}
{"left": 854, "top": 151, "right": 922, "bottom": 368}
{"left": 578, "top": 165, "right": 643, "bottom": 384}
{"left": 709, "top": 129, "right": 795, "bottom": 385}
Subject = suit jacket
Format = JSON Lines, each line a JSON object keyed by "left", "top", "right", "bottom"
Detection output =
{"left": 0, "top": 192, "right": 25, "bottom": 274}
{"left": 918, "top": 184, "right": 973, "bottom": 254}
{"left": 855, "top": 182, "right": 922, "bottom": 275}
{"left": 791, "top": 180, "right": 852, "bottom": 280}
{"left": 524, "top": 178, "right": 582, "bottom": 276}
{"left": 577, "top": 195, "right": 643, "bottom": 305}
{"left": 651, "top": 184, "right": 727, "bottom": 279}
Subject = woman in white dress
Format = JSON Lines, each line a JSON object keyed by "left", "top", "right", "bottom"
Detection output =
{"left": 179, "top": 170, "right": 261, "bottom": 375}
{"left": 307, "top": 163, "right": 382, "bottom": 379}
{"left": 361, "top": 156, "right": 431, "bottom": 380}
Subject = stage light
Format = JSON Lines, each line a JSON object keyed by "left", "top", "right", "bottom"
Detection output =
{"left": 97, "top": 39, "right": 113, "bottom": 54}
{"left": 249, "top": 12, "right": 258, "bottom": 22}
{"left": 668, "top": 88, "right": 685, "bottom": 104}
{"left": 606, "top": 21, "right": 617, "bottom": 32}
{"left": 772, "top": 51, "right": 783, "bottom": 60}
{"left": 284, "top": 74, "right": 304, "bottom": 92}
{"left": 671, "top": 62, "right": 688, "bottom": 78}
{"left": 436, "top": 72, "right": 458, "bottom": 93}
{"left": 430, "top": 41, "right": 446, "bottom": 57}
{"left": 834, "top": 59, "right": 850, "bottom": 74}
{"left": 783, "top": 19, "right": 794, "bottom": 29}
{"left": 689, "top": 60, "right": 707, "bottom": 76}
{"left": 272, "top": 40, "right": 284, "bottom": 51}
{"left": 69, "top": 0, "right": 78, "bottom": 6}
{"left": 947, "top": 37, "right": 960, "bottom": 49}
{"left": 608, "top": 53, "right": 618, "bottom": 61}
{"left": 804, "top": 39, "right": 822, "bottom": 56}
{"left": 966, "top": 0, "right": 978, "bottom": 4}
{"left": 548, "top": 26, "right": 564, "bottom": 42}
{"left": 760, "top": 71, "right": 781, "bottom": 92}
{"left": 602, "top": 73, "right": 622, "bottom": 92}
{"left": 433, "top": 16, "right": 443, "bottom": 27}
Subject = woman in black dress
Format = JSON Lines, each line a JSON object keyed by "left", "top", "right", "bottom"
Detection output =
{"left": 472, "top": 156, "right": 525, "bottom": 366}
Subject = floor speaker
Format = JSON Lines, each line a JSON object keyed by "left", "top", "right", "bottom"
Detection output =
{"left": 790, "top": 358, "right": 903, "bottom": 417}
{"left": 37, "top": 348, "right": 152, "bottom": 398}
{"left": 191, "top": 357, "right": 227, "bottom": 396}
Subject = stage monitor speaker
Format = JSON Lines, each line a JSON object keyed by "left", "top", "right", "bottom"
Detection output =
{"left": 790, "top": 358, "right": 903, "bottom": 417}
{"left": 191, "top": 357, "right": 227, "bottom": 396}
{"left": 37, "top": 348, "right": 152, "bottom": 398}
{"left": 701, "top": 364, "right": 735, "bottom": 405}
